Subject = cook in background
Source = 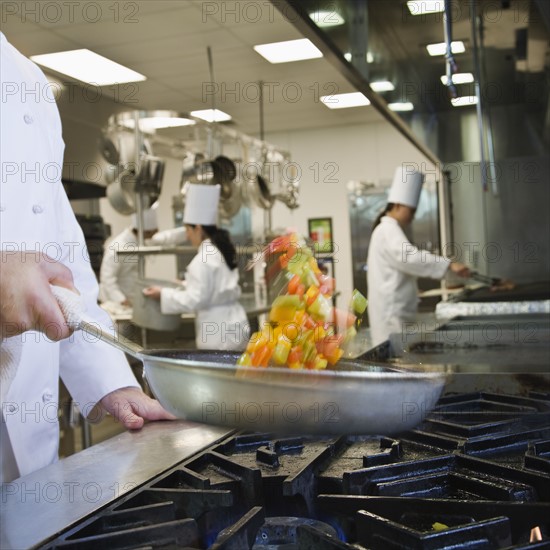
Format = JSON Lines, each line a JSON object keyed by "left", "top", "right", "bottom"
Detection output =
{"left": 99, "top": 208, "right": 158, "bottom": 307}
{"left": 143, "top": 184, "right": 248, "bottom": 350}
{"left": 367, "top": 166, "right": 470, "bottom": 346}
{"left": 0, "top": 32, "right": 174, "bottom": 483}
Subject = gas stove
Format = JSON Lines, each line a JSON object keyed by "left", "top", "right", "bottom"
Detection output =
{"left": 30, "top": 391, "right": 550, "bottom": 549}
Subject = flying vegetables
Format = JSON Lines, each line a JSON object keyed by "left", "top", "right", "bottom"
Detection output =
{"left": 238, "top": 233, "right": 367, "bottom": 370}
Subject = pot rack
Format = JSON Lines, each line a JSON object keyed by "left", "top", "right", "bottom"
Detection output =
{"left": 101, "top": 110, "right": 299, "bottom": 224}
{"left": 102, "top": 110, "right": 298, "bottom": 339}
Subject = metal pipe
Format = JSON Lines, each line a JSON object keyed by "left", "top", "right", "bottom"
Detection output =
{"left": 470, "top": 0, "right": 498, "bottom": 196}
{"left": 443, "top": 0, "right": 458, "bottom": 99}
{"left": 470, "top": 0, "right": 490, "bottom": 272}
{"left": 132, "top": 110, "right": 148, "bottom": 348}
{"left": 258, "top": 80, "right": 273, "bottom": 237}
{"left": 478, "top": 17, "right": 499, "bottom": 196}
{"left": 470, "top": 0, "right": 489, "bottom": 192}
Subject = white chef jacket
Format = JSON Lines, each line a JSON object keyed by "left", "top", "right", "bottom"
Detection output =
{"left": 0, "top": 33, "right": 139, "bottom": 482}
{"left": 160, "top": 239, "right": 249, "bottom": 350}
{"left": 367, "top": 216, "right": 450, "bottom": 346}
{"left": 151, "top": 226, "right": 186, "bottom": 246}
{"left": 99, "top": 227, "right": 140, "bottom": 304}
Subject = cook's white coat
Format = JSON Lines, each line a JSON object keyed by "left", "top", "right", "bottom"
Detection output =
{"left": 0, "top": 33, "right": 139, "bottom": 482}
{"left": 160, "top": 239, "right": 248, "bottom": 350}
{"left": 367, "top": 216, "right": 450, "bottom": 346}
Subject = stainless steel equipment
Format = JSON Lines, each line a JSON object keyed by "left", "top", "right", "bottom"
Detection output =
{"left": 79, "top": 310, "right": 448, "bottom": 435}
{"left": 131, "top": 278, "right": 182, "bottom": 331}
{"left": 47, "top": 280, "right": 444, "bottom": 436}
{"left": 43, "top": 277, "right": 443, "bottom": 437}
{"left": 363, "top": 312, "right": 550, "bottom": 397}
{"left": 436, "top": 281, "right": 550, "bottom": 321}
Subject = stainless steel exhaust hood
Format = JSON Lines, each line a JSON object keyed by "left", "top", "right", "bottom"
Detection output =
{"left": 275, "top": 0, "right": 550, "bottom": 284}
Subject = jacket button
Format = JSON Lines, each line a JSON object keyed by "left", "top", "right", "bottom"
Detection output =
{"left": 32, "top": 204, "right": 44, "bottom": 214}
{"left": 42, "top": 391, "right": 54, "bottom": 403}
{"left": 24, "top": 113, "right": 34, "bottom": 124}
{"left": 6, "top": 404, "right": 16, "bottom": 413}
{"left": 0, "top": 204, "right": 5, "bottom": 212}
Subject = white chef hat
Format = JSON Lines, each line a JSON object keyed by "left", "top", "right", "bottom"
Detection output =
{"left": 183, "top": 183, "right": 220, "bottom": 226}
{"left": 387, "top": 165, "right": 424, "bottom": 209}
{"left": 132, "top": 208, "right": 158, "bottom": 231}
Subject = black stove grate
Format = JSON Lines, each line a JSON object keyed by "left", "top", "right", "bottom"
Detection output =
{"left": 44, "top": 392, "right": 550, "bottom": 549}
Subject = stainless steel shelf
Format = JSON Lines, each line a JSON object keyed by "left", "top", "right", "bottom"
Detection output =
{"left": 116, "top": 245, "right": 195, "bottom": 255}
{"left": 116, "top": 245, "right": 264, "bottom": 255}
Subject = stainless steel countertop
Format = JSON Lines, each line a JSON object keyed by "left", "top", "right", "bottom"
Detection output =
{"left": 0, "top": 421, "right": 234, "bottom": 549}
{"left": 103, "top": 293, "right": 270, "bottom": 323}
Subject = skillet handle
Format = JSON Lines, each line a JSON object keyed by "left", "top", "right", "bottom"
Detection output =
{"left": 50, "top": 285, "right": 144, "bottom": 360}
{"left": 78, "top": 318, "right": 144, "bottom": 360}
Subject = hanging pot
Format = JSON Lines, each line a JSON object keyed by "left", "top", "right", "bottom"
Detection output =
{"left": 98, "top": 131, "right": 120, "bottom": 165}
{"left": 194, "top": 158, "right": 223, "bottom": 185}
{"left": 219, "top": 179, "right": 242, "bottom": 219}
{"left": 214, "top": 155, "right": 237, "bottom": 198}
{"left": 106, "top": 169, "right": 136, "bottom": 215}
{"left": 135, "top": 154, "right": 165, "bottom": 203}
{"left": 244, "top": 173, "right": 274, "bottom": 210}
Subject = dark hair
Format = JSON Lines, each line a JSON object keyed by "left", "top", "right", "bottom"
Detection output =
{"left": 372, "top": 203, "right": 395, "bottom": 231}
{"left": 192, "top": 225, "right": 238, "bottom": 269}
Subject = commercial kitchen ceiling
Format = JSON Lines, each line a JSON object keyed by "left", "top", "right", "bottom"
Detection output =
{"left": 4, "top": 0, "right": 547, "bottom": 146}
{"left": 1, "top": 0, "right": 386, "bottom": 137}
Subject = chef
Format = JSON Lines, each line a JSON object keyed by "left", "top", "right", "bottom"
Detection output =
{"left": 0, "top": 32, "right": 173, "bottom": 482}
{"left": 99, "top": 208, "right": 158, "bottom": 306}
{"left": 367, "top": 166, "right": 470, "bottom": 346}
{"left": 143, "top": 184, "right": 248, "bottom": 350}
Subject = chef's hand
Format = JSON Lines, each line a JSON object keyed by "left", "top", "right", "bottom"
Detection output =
{"left": 142, "top": 286, "right": 162, "bottom": 300}
{"left": 100, "top": 386, "right": 176, "bottom": 429}
{"left": 449, "top": 262, "right": 471, "bottom": 278}
{"left": 0, "top": 251, "right": 77, "bottom": 340}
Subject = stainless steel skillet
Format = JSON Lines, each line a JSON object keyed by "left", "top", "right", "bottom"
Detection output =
{"left": 80, "top": 319, "right": 447, "bottom": 435}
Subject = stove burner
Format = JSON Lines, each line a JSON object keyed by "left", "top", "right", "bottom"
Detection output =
{"left": 251, "top": 517, "right": 338, "bottom": 549}
{"left": 41, "top": 392, "right": 550, "bottom": 549}
{"left": 525, "top": 440, "right": 550, "bottom": 475}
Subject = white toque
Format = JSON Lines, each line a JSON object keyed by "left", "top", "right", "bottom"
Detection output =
{"left": 387, "top": 166, "right": 424, "bottom": 209}
{"left": 183, "top": 183, "right": 221, "bottom": 225}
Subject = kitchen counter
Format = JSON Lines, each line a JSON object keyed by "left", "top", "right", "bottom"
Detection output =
{"left": 0, "top": 421, "right": 234, "bottom": 550}
{"left": 102, "top": 293, "right": 270, "bottom": 324}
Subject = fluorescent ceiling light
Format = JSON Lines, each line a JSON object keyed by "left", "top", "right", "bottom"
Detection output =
{"left": 30, "top": 49, "right": 146, "bottom": 86}
{"left": 320, "top": 92, "right": 370, "bottom": 109}
{"left": 440, "top": 72, "right": 474, "bottom": 85}
{"left": 121, "top": 117, "right": 195, "bottom": 131}
{"left": 191, "top": 109, "right": 232, "bottom": 123}
{"left": 426, "top": 41, "right": 466, "bottom": 56}
{"left": 254, "top": 38, "right": 322, "bottom": 64}
{"left": 344, "top": 51, "right": 374, "bottom": 63}
{"left": 370, "top": 81, "right": 395, "bottom": 92}
{"left": 451, "top": 95, "right": 478, "bottom": 107}
{"left": 389, "top": 102, "right": 414, "bottom": 112}
{"left": 407, "top": 1, "right": 445, "bottom": 15}
{"left": 309, "top": 10, "right": 345, "bottom": 28}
